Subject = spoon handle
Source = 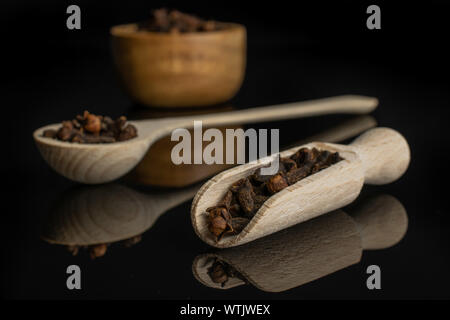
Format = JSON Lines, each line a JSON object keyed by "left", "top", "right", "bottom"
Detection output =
{"left": 176, "top": 95, "right": 377, "bottom": 128}
{"left": 290, "top": 115, "right": 377, "bottom": 147}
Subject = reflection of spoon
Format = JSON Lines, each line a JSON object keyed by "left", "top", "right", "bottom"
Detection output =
{"left": 33, "top": 95, "right": 377, "bottom": 184}
{"left": 41, "top": 184, "right": 198, "bottom": 247}
{"left": 192, "top": 194, "right": 407, "bottom": 292}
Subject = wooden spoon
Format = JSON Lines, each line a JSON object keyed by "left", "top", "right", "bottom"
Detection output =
{"left": 192, "top": 194, "right": 407, "bottom": 292}
{"left": 191, "top": 127, "right": 410, "bottom": 248}
{"left": 33, "top": 95, "right": 377, "bottom": 184}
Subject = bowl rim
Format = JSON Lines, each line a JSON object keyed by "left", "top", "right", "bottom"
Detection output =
{"left": 110, "top": 22, "right": 246, "bottom": 39}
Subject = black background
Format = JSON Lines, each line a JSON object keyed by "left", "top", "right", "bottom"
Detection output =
{"left": 2, "top": 0, "right": 450, "bottom": 300}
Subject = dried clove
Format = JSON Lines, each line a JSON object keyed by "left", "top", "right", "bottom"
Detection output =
{"left": 67, "top": 245, "right": 80, "bottom": 256}
{"left": 229, "top": 217, "right": 250, "bottom": 234}
{"left": 236, "top": 179, "right": 255, "bottom": 216}
{"left": 206, "top": 147, "right": 343, "bottom": 241}
{"left": 208, "top": 261, "right": 229, "bottom": 285}
{"left": 89, "top": 244, "right": 108, "bottom": 259}
{"left": 138, "top": 8, "right": 223, "bottom": 33}
{"left": 122, "top": 235, "right": 142, "bottom": 248}
{"left": 62, "top": 234, "right": 143, "bottom": 259}
{"left": 43, "top": 111, "right": 138, "bottom": 144}
{"left": 266, "top": 173, "right": 289, "bottom": 194}
{"left": 207, "top": 206, "right": 233, "bottom": 240}
{"left": 285, "top": 166, "right": 311, "bottom": 185}
{"left": 207, "top": 258, "right": 247, "bottom": 287}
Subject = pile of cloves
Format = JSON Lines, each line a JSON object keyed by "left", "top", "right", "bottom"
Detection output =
{"left": 138, "top": 8, "right": 222, "bottom": 33}
{"left": 206, "top": 147, "right": 343, "bottom": 241}
{"left": 207, "top": 258, "right": 247, "bottom": 288}
{"left": 43, "top": 111, "right": 138, "bottom": 143}
{"left": 66, "top": 235, "right": 142, "bottom": 259}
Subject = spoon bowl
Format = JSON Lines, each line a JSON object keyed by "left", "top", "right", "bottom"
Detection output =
{"left": 34, "top": 122, "right": 154, "bottom": 184}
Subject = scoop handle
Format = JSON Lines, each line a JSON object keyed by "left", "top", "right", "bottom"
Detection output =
{"left": 350, "top": 127, "right": 410, "bottom": 185}
{"left": 156, "top": 95, "right": 378, "bottom": 130}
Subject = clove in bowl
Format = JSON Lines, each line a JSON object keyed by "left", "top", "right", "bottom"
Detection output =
{"left": 110, "top": 9, "right": 247, "bottom": 108}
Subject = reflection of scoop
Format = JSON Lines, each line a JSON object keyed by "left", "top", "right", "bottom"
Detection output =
{"left": 192, "top": 194, "right": 407, "bottom": 292}
{"left": 42, "top": 184, "right": 197, "bottom": 248}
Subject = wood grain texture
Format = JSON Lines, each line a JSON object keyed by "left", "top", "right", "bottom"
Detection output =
{"left": 111, "top": 23, "right": 246, "bottom": 107}
{"left": 191, "top": 127, "right": 410, "bottom": 248}
{"left": 192, "top": 194, "right": 407, "bottom": 292}
{"left": 350, "top": 127, "right": 410, "bottom": 184}
{"left": 34, "top": 95, "right": 378, "bottom": 184}
{"left": 41, "top": 184, "right": 197, "bottom": 245}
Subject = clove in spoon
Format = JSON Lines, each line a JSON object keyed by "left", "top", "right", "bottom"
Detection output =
{"left": 33, "top": 95, "right": 377, "bottom": 184}
{"left": 191, "top": 127, "right": 410, "bottom": 248}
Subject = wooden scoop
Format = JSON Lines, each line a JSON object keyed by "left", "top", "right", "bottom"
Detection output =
{"left": 33, "top": 95, "right": 377, "bottom": 184}
{"left": 192, "top": 194, "right": 408, "bottom": 292}
{"left": 191, "top": 127, "right": 410, "bottom": 248}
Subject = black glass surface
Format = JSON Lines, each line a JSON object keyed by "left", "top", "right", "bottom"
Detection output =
{"left": 2, "top": 0, "right": 450, "bottom": 300}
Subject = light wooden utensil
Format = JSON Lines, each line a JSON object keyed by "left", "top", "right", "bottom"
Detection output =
{"left": 41, "top": 184, "right": 197, "bottom": 246}
{"left": 192, "top": 194, "right": 407, "bottom": 292}
{"left": 191, "top": 127, "right": 410, "bottom": 248}
{"left": 33, "top": 95, "right": 377, "bottom": 184}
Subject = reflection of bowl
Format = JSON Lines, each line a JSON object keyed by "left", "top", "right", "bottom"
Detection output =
{"left": 125, "top": 105, "right": 241, "bottom": 187}
{"left": 110, "top": 23, "right": 246, "bottom": 107}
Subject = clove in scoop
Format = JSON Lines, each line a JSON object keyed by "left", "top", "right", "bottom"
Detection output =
{"left": 206, "top": 147, "right": 343, "bottom": 241}
{"left": 207, "top": 258, "right": 247, "bottom": 287}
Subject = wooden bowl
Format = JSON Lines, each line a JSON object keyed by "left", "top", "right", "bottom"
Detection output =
{"left": 110, "top": 23, "right": 246, "bottom": 107}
